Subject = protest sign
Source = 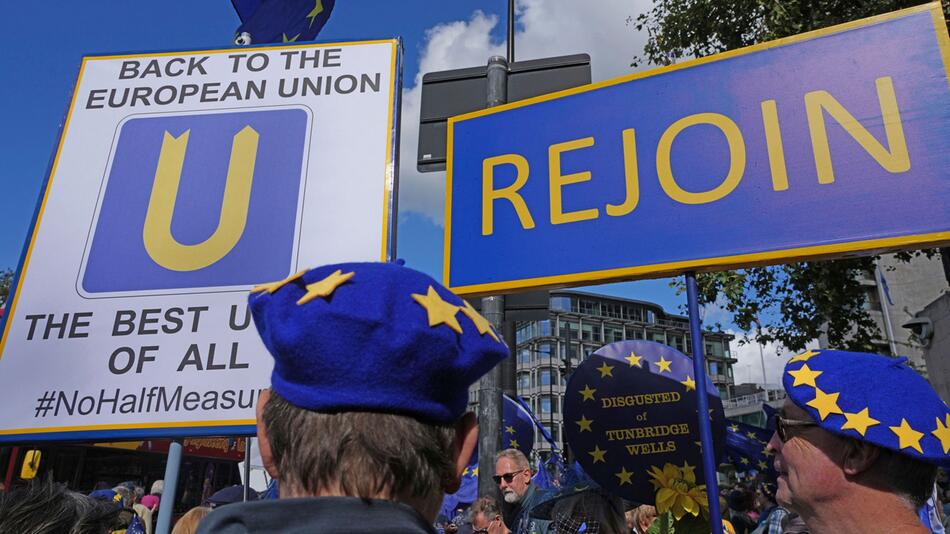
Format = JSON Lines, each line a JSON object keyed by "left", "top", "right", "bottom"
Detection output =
{"left": 563, "top": 340, "right": 725, "bottom": 503}
{"left": 445, "top": 4, "right": 950, "bottom": 295}
{"left": 0, "top": 39, "right": 400, "bottom": 442}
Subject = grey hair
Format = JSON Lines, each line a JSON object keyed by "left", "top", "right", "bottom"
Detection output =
{"left": 494, "top": 448, "right": 530, "bottom": 470}
{"left": 150, "top": 480, "right": 164, "bottom": 495}
{"left": 0, "top": 478, "right": 119, "bottom": 534}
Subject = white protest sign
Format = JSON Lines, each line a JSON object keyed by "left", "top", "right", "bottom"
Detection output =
{"left": 0, "top": 39, "right": 400, "bottom": 441}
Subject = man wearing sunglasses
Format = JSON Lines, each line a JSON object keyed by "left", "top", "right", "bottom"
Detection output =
{"left": 470, "top": 497, "right": 510, "bottom": 534}
{"left": 765, "top": 349, "right": 950, "bottom": 534}
{"left": 494, "top": 449, "right": 548, "bottom": 533}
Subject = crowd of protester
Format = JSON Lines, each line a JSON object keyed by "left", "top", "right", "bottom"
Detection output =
{"left": 2, "top": 262, "right": 950, "bottom": 533}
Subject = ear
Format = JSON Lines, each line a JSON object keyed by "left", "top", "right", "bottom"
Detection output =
{"left": 841, "top": 439, "right": 880, "bottom": 476}
{"left": 255, "top": 389, "right": 279, "bottom": 480}
{"left": 445, "top": 412, "right": 479, "bottom": 493}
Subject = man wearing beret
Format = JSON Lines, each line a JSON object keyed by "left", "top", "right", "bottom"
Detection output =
{"left": 766, "top": 349, "right": 950, "bottom": 533}
{"left": 197, "top": 261, "right": 509, "bottom": 533}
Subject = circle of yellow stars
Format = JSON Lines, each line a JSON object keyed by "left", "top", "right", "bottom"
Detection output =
{"left": 251, "top": 271, "right": 503, "bottom": 344}
{"left": 785, "top": 349, "right": 950, "bottom": 456}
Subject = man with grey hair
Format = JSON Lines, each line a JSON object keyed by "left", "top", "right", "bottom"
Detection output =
{"left": 494, "top": 448, "right": 548, "bottom": 534}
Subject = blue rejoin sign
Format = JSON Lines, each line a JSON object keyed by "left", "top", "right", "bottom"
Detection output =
{"left": 445, "top": 5, "right": 950, "bottom": 295}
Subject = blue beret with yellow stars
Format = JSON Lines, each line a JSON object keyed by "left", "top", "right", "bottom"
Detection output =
{"left": 248, "top": 261, "right": 508, "bottom": 424}
{"left": 783, "top": 349, "right": 950, "bottom": 465}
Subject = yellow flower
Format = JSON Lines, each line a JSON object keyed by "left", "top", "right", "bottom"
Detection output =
{"left": 647, "top": 463, "right": 709, "bottom": 520}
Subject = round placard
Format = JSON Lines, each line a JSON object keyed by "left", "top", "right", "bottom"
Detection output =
{"left": 563, "top": 340, "right": 725, "bottom": 503}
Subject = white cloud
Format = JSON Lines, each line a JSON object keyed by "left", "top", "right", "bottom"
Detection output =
{"left": 728, "top": 332, "right": 821, "bottom": 387}
{"left": 398, "top": 1, "right": 650, "bottom": 223}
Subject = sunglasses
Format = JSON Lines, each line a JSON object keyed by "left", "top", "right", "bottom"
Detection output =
{"left": 473, "top": 517, "right": 500, "bottom": 534}
{"left": 774, "top": 414, "right": 819, "bottom": 442}
{"left": 492, "top": 470, "right": 525, "bottom": 485}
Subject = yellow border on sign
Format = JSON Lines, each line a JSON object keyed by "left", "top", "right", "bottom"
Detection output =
{"left": 443, "top": 3, "right": 950, "bottom": 296}
{"left": 0, "top": 418, "right": 256, "bottom": 436}
{"left": 381, "top": 40, "right": 399, "bottom": 260}
{"left": 0, "top": 39, "right": 398, "bottom": 437}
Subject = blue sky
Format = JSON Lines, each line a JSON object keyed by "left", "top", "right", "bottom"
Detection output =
{"left": 0, "top": 1, "right": 727, "bottom": 323}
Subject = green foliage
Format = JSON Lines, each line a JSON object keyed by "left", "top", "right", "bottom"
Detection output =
{"left": 648, "top": 511, "right": 674, "bottom": 534}
{"left": 636, "top": 0, "right": 950, "bottom": 351}
{"left": 0, "top": 268, "right": 12, "bottom": 308}
{"left": 633, "top": 0, "right": 950, "bottom": 67}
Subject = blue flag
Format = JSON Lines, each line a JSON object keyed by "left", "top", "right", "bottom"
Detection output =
{"left": 232, "top": 0, "right": 335, "bottom": 44}
{"left": 725, "top": 420, "right": 776, "bottom": 478}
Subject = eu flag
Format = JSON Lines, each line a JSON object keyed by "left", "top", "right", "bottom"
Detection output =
{"left": 232, "top": 0, "right": 336, "bottom": 44}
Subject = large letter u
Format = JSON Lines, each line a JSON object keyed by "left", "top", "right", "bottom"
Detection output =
{"left": 143, "top": 126, "right": 258, "bottom": 271}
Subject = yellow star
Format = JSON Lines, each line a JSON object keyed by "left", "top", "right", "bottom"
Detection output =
{"left": 282, "top": 33, "right": 300, "bottom": 42}
{"left": 757, "top": 460, "right": 769, "bottom": 470}
{"left": 579, "top": 385, "right": 597, "bottom": 402}
{"left": 680, "top": 375, "right": 696, "bottom": 391}
{"left": 625, "top": 351, "right": 643, "bottom": 367}
{"left": 589, "top": 446, "right": 606, "bottom": 463}
{"left": 890, "top": 418, "right": 924, "bottom": 454}
{"left": 729, "top": 424, "right": 739, "bottom": 433}
{"left": 411, "top": 286, "right": 463, "bottom": 334}
{"left": 509, "top": 439, "right": 519, "bottom": 449}
{"left": 655, "top": 356, "right": 672, "bottom": 373}
{"left": 460, "top": 302, "right": 500, "bottom": 341}
{"left": 505, "top": 425, "right": 516, "bottom": 434}
{"left": 933, "top": 415, "right": 950, "bottom": 454}
{"left": 762, "top": 446, "right": 774, "bottom": 457}
{"left": 739, "top": 457, "right": 750, "bottom": 465}
{"left": 251, "top": 269, "right": 307, "bottom": 294}
{"left": 789, "top": 350, "right": 820, "bottom": 364}
{"left": 576, "top": 415, "right": 593, "bottom": 432}
{"left": 462, "top": 466, "right": 469, "bottom": 476}
{"left": 806, "top": 388, "right": 843, "bottom": 421}
{"left": 787, "top": 363, "right": 823, "bottom": 388}
{"left": 306, "top": 0, "right": 324, "bottom": 26}
{"left": 840, "top": 407, "right": 880, "bottom": 437}
{"left": 296, "top": 269, "right": 355, "bottom": 305}
{"left": 615, "top": 467, "right": 633, "bottom": 485}
{"left": 746, "top": 431, "right": 758, "bottom": 439}
{"left": 472, "top": 467, "right": 478, "bottom": 477}
{"left": 597, "top": 362, "right": 615, "bottom": 378}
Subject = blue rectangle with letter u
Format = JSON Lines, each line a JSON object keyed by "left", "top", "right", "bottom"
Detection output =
{"left": 82, "top": 108, "right": 309, "bottom": 294}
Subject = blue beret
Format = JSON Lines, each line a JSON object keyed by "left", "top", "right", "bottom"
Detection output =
{"left": 783, "top": 349, "right": 950, "bottom": 466}
{"left": 249, "top": 261, "right": 508, "bottom": 424}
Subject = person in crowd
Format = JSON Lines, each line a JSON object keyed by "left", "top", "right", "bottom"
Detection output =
{"left": 140, "top": 480, "right": 162, "bottom": 512}
{"left": 196, "top": 261, "right": 508, "bottom": 533}
{"left": 626, "top": 504, "right": 656, "bottom": 534}
{"left": 171, "top": 506, "right": 211, "bottom": 534}
{"left": 205, "top": 485, "right": 259, "bottom": 509}
{"left": 0, "top": 478, "right": 119, "bottom": 534}
{"left": 548, "top": 490, "right": 626, "bottom": 534}
{"left": 728, "top": 487, "right": 758, "bottom": 534}
{"left": 470, "top": 497, "right": 509, "bottom": 534}
{"left": 131, "top": 486, "right": 153, "bottom": 534}
{"left": 494, "top": 448, "right": 546, "bottom": 533}
{"left": 751, "top": 482, "right": 786, "bottom": 534}
{"left": 767, "top": 349, "right": 948, "bottom": 533}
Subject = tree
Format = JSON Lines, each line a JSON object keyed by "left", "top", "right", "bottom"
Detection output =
{"left": 0, "top": 268, "right": 12, "bottom": 308}
{"left": 634, "top": 0, "right": 949, "bottom": 352}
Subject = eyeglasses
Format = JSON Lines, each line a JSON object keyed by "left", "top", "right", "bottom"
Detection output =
{"left": 774, "top": 414, "right": 820, "bottom": 442}
{"left": 473, "top": 517, "right": 500, "bottom": 534}
{"left": 492, "top": 470, "right": 525, "bottom": 485}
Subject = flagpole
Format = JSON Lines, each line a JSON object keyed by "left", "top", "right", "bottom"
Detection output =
{"left": 875, "top": 264, "right": 899, "bottom": 356}
{"left": 686, "top": 272, "right": 724, "bottom": 534}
